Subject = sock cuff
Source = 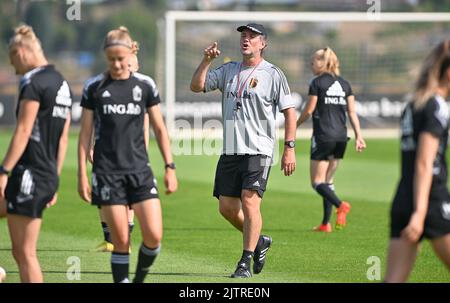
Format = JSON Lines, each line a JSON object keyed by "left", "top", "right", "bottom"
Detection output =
{"left": 111, "top": 252, "right": 130, "bottom": 264}
{"left": 140, "top": 244, "right": 161, "bottom": 256}
{"left": 328, "top": 183, "right": 335, "bottom": 191}
{"left": 312, "top": 182, "right": 325, "bottom": 190}
{"left": 243, "top": 250, "right": 254, "bottom": 257}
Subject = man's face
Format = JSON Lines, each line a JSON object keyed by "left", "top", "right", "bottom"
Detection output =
{"left": 240, "top": 29, "right": 265, "bottom": 57}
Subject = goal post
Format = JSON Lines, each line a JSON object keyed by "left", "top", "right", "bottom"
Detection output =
{"left": 164, "top": 11, "right": 450, "bottom": 137}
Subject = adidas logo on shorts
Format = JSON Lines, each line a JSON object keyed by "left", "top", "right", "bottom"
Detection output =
{"left": 441, "top": 201, "right": 450, "bottom": 220}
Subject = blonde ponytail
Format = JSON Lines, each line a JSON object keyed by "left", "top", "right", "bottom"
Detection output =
{"left": 314, "top": 47, "right": 340, "bottom": 76}
{"left": 9, "top": 24, "right": 43, "bottom": 54}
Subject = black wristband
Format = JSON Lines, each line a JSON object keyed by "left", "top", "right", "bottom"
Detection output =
{"left": 165, "top": 163, "right": 176, "bottom": 170}
{"left": 0, "top": 165, "right": 11, "bottom": 176}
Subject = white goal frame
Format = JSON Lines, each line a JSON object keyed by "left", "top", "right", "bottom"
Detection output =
{"left": 164, "top": 11, "right": 450, "bottom": 135}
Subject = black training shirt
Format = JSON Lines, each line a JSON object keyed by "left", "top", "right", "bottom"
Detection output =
{"left": 16, "top": 65, "right": 72, "bottom": 179}
{"left": 308, "top": 73, "right": 353, "bottom": 143}
{"left": 396, "top": 95, "right": 449, "bottom": 202}
{"left": 81, "top": 72, "right": 160, "bottom": 174}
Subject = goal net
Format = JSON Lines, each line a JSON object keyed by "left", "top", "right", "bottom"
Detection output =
{"left": 161, "top": 11, "right": 450, "bottom": 139}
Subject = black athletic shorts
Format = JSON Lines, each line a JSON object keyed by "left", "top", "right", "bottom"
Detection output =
{"left": 310, "top": 136, "right": 348, "bottom": 161}
{"left": 91, "top": 167, "right": 159, "bottom": 206}
{"left": 390, "top": 193, "right": 450, "bottom": 240}
{"left": 6, "top": 165, "right": 58, "bottom": 219}
{"left": 213, "top": 154, "right": 272, "bottom": 199}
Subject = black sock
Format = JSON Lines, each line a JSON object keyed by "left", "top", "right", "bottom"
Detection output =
{"left": 239, "top": 250, "right": 254, "bottom": 268}
{"left": 111, "top": 252, "right": 129, "bottom": 283}
{"left": 313, "top": 183, "right": 341, "bottom": 208}
{"left": 322, "top": 198, "right": 333, "bottom": 225}
{"left": 322, "top": 183, "right": 334, "bottom": 225}
{"left": 133, "top": 244, "right": 160, "bottom": 283}
{"left": 101, "top": 222, "right": 111, "bottom": 243}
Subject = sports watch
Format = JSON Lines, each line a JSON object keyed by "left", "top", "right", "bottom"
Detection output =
{"left": 165, "top": 163, "right": 176, "bottom": 170}
{"left": 284, "top": 140, "right": 295, "bottom": 148}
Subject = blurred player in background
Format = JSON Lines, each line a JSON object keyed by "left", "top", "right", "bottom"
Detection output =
{"left": 297, "top": 47, "right": 366, "bottom": 232}
{"left": 78, "top": 26, "right": 177, "bottom": 283}
{"left": 385, "top": 40, "right": 450, "bottom": 282}
{"left": 190, "top": 23, "right": 297, "bottom": 278}
{"left": 90, "top": 41, "right": 150, "bottom": 253}
{"left": 0, "top": 25, "right": 71, "bottom": 282}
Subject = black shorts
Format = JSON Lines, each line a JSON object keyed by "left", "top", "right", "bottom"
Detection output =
{"left": 91, "top": 168, "right": 159, "bottom": 207}
{"left": 310, "top": 137, "right": 348, "bottom": 161}
{"left": 213, "top": 154, "right": 272, "bottom": 199}
{"left": 390, "top": 195, "right": 450, "bottom": 240}
{"left": 6, "top": 165, "right": 58, "bottom": 219}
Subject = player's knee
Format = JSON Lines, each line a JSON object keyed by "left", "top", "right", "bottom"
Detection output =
{"left": 242, "top": 204, "right": 260, "bottom": 216}
{"left": 12, "top": 246, "right": 36, "bottom": 264}
{"left": 218, "top": 204, "right": 228, "bottom": 217}
{"left": 144, "top": 230, "right": 162, "bottom": 246}
{"left": 219, "top": 203, "right": 239, "bottom": 219}
{"left": 143, "top": 237, "right": 161, "bottom": 249}
{"left": 113, "top": 235, "right": 130, "bottom": 251}
{"left": 241, "top": 196, "right": 261, "bottom": 215}
{"left": 11, "top": 247, "right": 23, "bottom": 263}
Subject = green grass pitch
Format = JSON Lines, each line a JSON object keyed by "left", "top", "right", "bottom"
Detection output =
{"left": 0, "top": 131, "right": 449, "bottom": 283}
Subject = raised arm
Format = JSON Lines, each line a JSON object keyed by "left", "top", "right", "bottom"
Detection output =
{"left": 347, "top": 95, "right": 366, "bottom": 152}
{"left": 147, "top": 104, "right": 178, "bottom": 195}
{"left": 190, "top": 42, "right": 221, "bottom": 92}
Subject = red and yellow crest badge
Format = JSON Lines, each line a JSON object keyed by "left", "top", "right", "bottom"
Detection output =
{"left": 249, "top": 78, "right": 258, "bottom": 88}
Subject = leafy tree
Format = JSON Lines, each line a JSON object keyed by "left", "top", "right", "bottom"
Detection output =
{"left": 24, "top": 1, "right": 55, "bottom": 53}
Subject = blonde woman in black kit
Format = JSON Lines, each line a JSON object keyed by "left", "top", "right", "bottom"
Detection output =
{"left": 297, "top": 47, "right": 366, "bottom": 232}
{"left": 385, "top": 40, "right": 450, "bottom": 282}
{"left": 78, "top": 26, "right": 177, "bottom": 283}
{"left": 91, "top": 41, "right": 146, "bottom": 253}
{"left": 0, "top": 25, "right": 72, "bottom": 282}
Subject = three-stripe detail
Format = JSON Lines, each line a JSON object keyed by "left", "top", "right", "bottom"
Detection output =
{"left": 20, "top": 169, "right": 34, "bottom": 195}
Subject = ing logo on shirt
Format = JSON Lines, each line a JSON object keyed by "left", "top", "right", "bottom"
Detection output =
{"left": 249, "top": 78, "right": 258, "bottom": 88}
{"left": 103, "top": 103, "right": 141, "bottom": 115}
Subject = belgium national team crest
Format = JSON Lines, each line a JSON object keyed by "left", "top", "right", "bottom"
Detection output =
{"left": 133, "top": 85, "right": 142, "bottom": 102}
{"left": 249, "top": 78, "right": 258, "bottom": 89}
